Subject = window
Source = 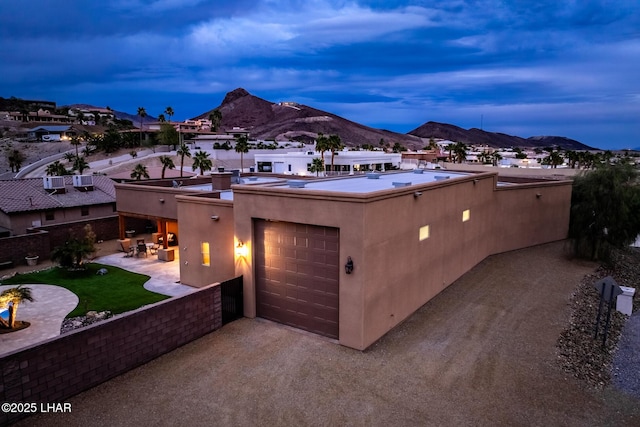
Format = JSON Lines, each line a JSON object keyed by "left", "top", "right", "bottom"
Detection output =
{"left": 419, "top": 225, "right": 430, "bottom": 241}
{"left": 112, "top": 203, "right": 117, "bottom": 212}
{"left": 462, "top": 209, "right": 470, "bottom": 222}
{"left": 81, "top": 206, "right": 89, "bottom": 216}
{"left": 201, "top": 242, "right": 210, "bottom": 266}
{"left": 45, "top": 210, "right": 55, "bottom": 221}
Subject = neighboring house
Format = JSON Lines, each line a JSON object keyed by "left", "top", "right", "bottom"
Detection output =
{"left": 115, "top": 168, "right": 572, "bottom": 351}
{"left": 26, "top": 125, "right": 81, "bottom": 141}
{"left": 254, "top": 150, "right": 402, "bottom": 175}
{"left": 0, "top": 175, "right": 117, "bottom": 236}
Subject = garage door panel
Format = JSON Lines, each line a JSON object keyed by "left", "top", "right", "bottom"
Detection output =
{"left": 255, "top": 220, "right": 339, "bottom": 339}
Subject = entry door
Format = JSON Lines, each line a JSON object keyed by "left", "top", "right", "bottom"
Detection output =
{"left": 254, "top": 220, "right": 339, "bottom": 339}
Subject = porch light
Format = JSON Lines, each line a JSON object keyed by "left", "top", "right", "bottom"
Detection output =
{"left": 235, "top": 240, "right": 248, "bottom": 258}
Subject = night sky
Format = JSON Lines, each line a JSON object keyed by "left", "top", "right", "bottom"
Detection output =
{"left": 1, "top": 1, "right": 639, "bottom": 149}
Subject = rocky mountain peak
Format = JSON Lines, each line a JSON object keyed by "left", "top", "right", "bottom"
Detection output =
{"left": 221, "top": 88, "right": 250, "bottom": 106}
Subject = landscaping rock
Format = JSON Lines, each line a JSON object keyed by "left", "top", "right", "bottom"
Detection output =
{"left": 61, "top": 311, "right": 113, "bottom": 334}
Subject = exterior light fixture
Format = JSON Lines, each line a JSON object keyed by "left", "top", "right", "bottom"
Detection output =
{"left": 235, "top": 240, "right": 248, "bottom": 258}
{"left": 536, "top": 193, "right": 542, "bottom": 198}
{"left": 413, "top": 191, "right": 423, "bottom": 198}
{"left": 159, "top": 198, "right": 165, "bottom": 203}
{"left": 345, "top": 256, "right": 354, "bottom": 274}
{"left": 210, "top": 215, "right": 220, "bottom": 221}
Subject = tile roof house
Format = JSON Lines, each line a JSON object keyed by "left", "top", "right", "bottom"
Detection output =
{"left": 0, "top": 175, "right": 116, "bottom": 236}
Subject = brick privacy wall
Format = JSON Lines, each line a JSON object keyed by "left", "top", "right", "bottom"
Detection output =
{"left": 32, "top": 215, "right": 120, "bottom": 248}
{"left": 0, "top": 283, "right": 222, "bottom": 426}
{"left": 0, "top": 230, "right": 49, "bottom": 266}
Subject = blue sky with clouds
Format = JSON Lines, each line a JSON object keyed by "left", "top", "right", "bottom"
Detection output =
{"left": 1, "top": 0, "right": 638, "bottom": 149}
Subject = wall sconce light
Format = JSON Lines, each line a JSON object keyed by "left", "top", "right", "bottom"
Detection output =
{"left": 413, "top": 191, "right": 423, "bottom": 198}
{"left": 210, "top": 215, "right": 219, "bottom": 221}
{"left": 536, "top": 193, "right": 542, "bottom": 199}
{"left": 235, "top": 240, "right": 248, "bottom": 258}
{"left": 345, "top": 256, "right": 354, "bottom": 274}
{"left": 159, "top": 198, "right": 165, "bottom": 203}
{"left": 473, "top": 179, "right": 479, "bottom": 185}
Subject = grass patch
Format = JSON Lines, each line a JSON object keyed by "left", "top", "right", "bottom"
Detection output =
{"left": 1, "top": 263, "right": 169, "bottom": 317}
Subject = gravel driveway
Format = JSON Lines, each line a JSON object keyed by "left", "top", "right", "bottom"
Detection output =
{"left": 18, "top": 241, "right": 640, "bottom": 426}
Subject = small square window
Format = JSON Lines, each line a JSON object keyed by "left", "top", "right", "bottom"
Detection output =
{"left": 81, "top": 206, "right": 89, "bottom": 216}
{"left": 462, "top": 209, "right": 470, "bottom": 222}
{"left": 45, "top": 210, "right": 55, "bottom": 221}
{"left": 419, "top": 225, "right": 430, "bottom": 241}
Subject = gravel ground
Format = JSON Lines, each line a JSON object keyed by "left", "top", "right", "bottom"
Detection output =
{"left": 612, "top": 313, "right": 640, "bottom": 398}
{"left": 15, "top": 241, "right": 640, "bottom": 426}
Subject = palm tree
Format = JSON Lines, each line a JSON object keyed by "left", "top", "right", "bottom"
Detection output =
{"left": 453, "top": 142, "right": 468, "bottom": 163}
{"left": 70, "top": 135, "right": 82, "bottom": 157}
{"left": 491, "top": 151, "right": 503, "bottom": 166}
{"left": 159, "top": 155, "right": 175, "bottom": 179}
{"left": 73, "top": 156, "right": 90, "bottom": 174}
{"left": 192, "top": 150, "right": 213, "bottom": 175}
{"left": 177, "top": 143, "right": 191, "bottom": 177}
{"left": 0, "top": 286, "right": 34, "bottom": 329}
{"left": 209, "top": 110, "right": 222, "bottom": 132}
{"left": 45, "top": 161, "right": 68, "bottom": 176}
{"left": 309, "top": 157, "right": 324, "bottom": 176}
{"left": 164, "top": 106, "right": 174, "bottom": 123}
{"left": 6, "top": 149, "right": 25, "bottom": 173}
{"left": 130, "top": 163, "right": 150, "bottom": 180}
{"left": 235, "top": 134, "right": 249, "bottom": 172}
{"left": 63, "top": 152, "right": 76, "bottom": 163}
{"left": 327, "top": 134, "right": 343, "bottom": 174}
{"left": 158, "top": 113, "right": 166, "bottom": 123}
{"left": 137, "top": 107, "right": 147, "bottom": 146}
{"left": 315, "top": 133, "right": 329, "bottom": 174}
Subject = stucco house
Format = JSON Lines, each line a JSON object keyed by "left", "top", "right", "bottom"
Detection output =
{"left": 115, "top": 168, "right": 572, "bottom": 350}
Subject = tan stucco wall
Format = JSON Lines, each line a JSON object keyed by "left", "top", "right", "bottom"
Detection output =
{"left": 115, "top": 184, "right": 182, "bottom": 220}
{"left": 175, "top": 195, "right": 235, "bottom": 287}
{"left": 232, "top": 172, "right": 572, "bottom": 350}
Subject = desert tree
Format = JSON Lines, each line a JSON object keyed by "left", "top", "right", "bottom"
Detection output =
{"left": 569, "top": 163, "right": 640, "bottom": 261}
{"left": 45, "top": 161, "right": 69, "bottom": 176}
{"left": 6, "top": 149, "right": 25, "bottom": 173}
{"left": 50, "top": 225, "right": 97, "bottom": 270}
{"left": 159, "top": 123, "right": 179, "bottom": 149}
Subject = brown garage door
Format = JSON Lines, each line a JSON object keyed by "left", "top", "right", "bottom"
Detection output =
{"left": 255, "top": 220, "right": 339, "bottom": 339}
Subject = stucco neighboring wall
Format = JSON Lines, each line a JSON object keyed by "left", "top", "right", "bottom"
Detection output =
{"left": 176, "top": 195, "right": 235, "bottom": 287}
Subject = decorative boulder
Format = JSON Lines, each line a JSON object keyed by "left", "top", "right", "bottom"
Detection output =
{"left": 96, "top": 268, "right": 108, "bottom": 276}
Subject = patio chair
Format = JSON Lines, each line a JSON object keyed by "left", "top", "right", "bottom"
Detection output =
{"left": 136, "top": 240, "right": 148, "bottom": 257}
{"left": 120, "top": 241, "right": 134, "bottom": 258}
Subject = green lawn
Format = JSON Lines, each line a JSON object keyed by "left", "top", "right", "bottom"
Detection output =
{"left": 1, "top": 263, "right": 169, "bottom": 318}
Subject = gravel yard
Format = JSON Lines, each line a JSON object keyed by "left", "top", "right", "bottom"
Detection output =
{"left": 16, "top": 241, "right": 640, "bottom": 426}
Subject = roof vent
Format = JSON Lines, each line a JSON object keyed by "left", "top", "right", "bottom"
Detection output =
{"left": 43, "top": 176, "right": 66, "bottom": 193}
{"left": 392, "top": 181, "right": 411, "bottom": 188}
{"left": 434, "top": 175, "right": 450, "bottom": 181}
{"left": 366, "top": 172, "right": 381, "bottom": 179}
{"left": 287, "top": 180, "right": 307, "bottom": 188}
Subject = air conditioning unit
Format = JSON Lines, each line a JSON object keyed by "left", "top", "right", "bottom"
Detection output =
{"left": 73, "top": 175, "right": 93, "bottom": 187}
{"left": 43, "top": 176, "right": 65, "bottom": 190}
{"left": 72, "top": 175, "right": 94, "bottom": 191}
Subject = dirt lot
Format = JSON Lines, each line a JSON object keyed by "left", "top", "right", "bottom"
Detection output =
{"left": 17, "top": 242, "right": 640, "bottom": 426}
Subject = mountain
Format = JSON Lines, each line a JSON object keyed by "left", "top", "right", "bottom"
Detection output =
{"left": 408, "top": 121, "right": 595, "bottom": 150}
{"left": 194, "top": 88, "right": 424, "bottom": 149}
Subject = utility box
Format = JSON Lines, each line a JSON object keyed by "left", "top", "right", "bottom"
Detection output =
{"left": 616, "top": 286, "right": 636, "bottom": 315}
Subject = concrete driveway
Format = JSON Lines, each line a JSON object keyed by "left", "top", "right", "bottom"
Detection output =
{"left": 18, "top": 242, "right": 640, "bottom": 426}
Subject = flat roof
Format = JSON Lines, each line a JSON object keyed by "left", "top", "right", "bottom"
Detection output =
{"left": 269, "top": 170, "right": 472, "bottom": 194}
